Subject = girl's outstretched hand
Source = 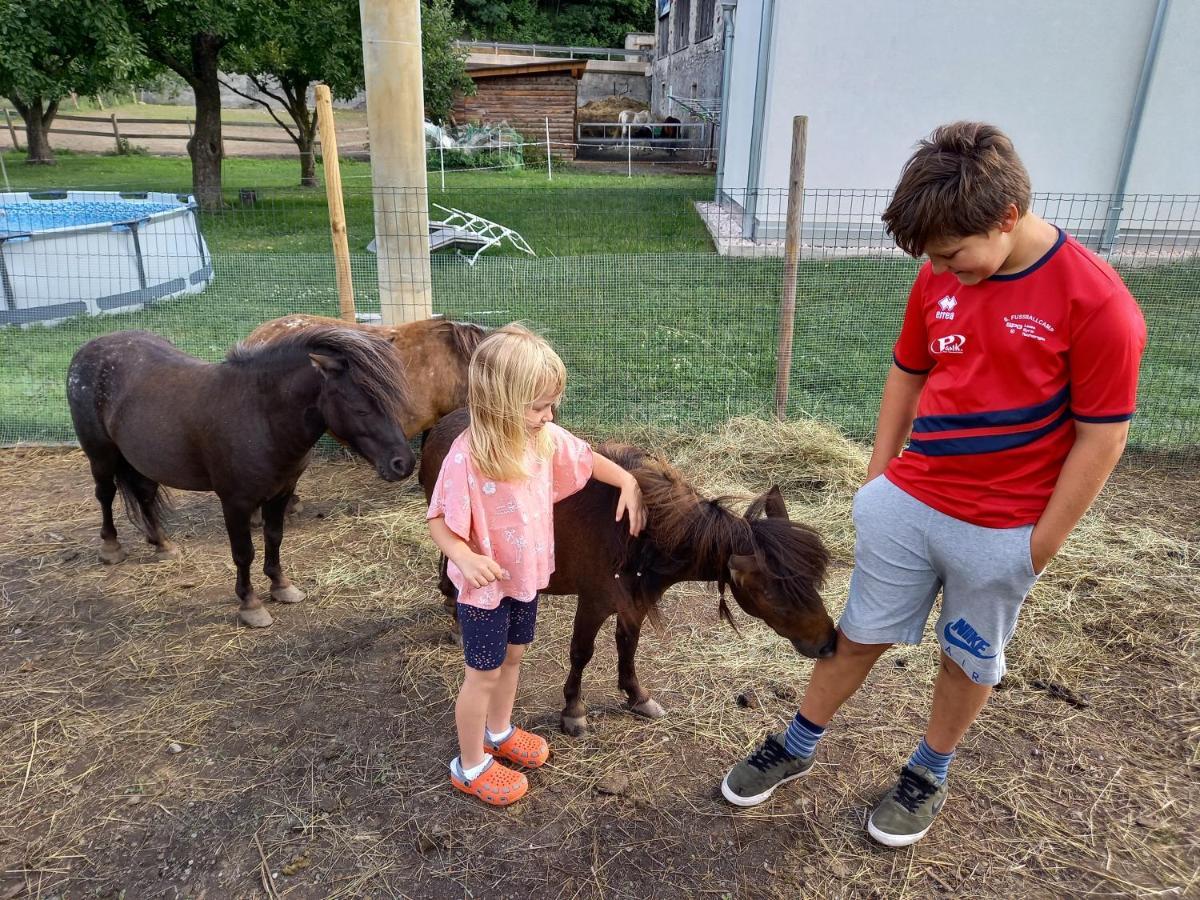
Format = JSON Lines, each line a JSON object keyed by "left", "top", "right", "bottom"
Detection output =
{"left": 616, "top": 474, "right": 647, "bottom": 536}
{"left": 456, "top": 551, "right": 506, "bottom": 589}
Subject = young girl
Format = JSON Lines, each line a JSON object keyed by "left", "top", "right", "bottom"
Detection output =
{"left": 427, "top": 324, "right": 646, "bottom": 806}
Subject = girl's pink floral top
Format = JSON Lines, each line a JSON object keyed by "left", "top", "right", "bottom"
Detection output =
{"left": 427, "top": 422, "right": 593, "bottom": 608}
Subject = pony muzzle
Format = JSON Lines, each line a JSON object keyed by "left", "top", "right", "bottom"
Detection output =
{"left": 790, "top": 630, "right": 838, "bottom": 659}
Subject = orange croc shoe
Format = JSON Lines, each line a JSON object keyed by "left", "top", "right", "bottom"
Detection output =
{"left": 486, "top": 726, "right": 550, "bottom": 768}
{"left": 451, "top": 758, "right": 527, "bottom": 807}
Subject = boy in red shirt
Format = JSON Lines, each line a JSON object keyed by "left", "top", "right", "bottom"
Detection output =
{"left": 721, "top": 122, "right": 1147, "bottom": 846}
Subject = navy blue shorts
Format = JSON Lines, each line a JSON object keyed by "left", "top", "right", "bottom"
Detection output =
{"left": 458, "top": 596, "right": 539, "bottom": 671}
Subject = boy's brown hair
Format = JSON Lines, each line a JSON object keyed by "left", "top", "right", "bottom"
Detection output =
{"left": 881, "top": 122, "right": 1032, "bottom": 257}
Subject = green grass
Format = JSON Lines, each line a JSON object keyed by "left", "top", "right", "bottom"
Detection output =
{"left": 2, "top": 150, "right": 715, "bottom": 255}
{"left": 2, "top": 153, "right": 1197, "bottom": 453}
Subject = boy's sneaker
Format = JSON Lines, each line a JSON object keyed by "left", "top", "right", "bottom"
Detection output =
{"left": 867, "top": 764, "right": 948, "bottom": 847}
{"left": 721, "top": 732, "right": 816, "bottom": 807}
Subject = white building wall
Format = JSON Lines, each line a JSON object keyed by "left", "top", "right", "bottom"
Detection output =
{"left": 716, "top": 0, "right": 1199, "bottom": 247}
{"left": 753, "top": 0, "right": 1154, "bottom": 193}
{"left": 1124, "top": 0, "right": 1200, "bottom": 195}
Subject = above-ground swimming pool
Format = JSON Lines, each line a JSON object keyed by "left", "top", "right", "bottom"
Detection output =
{"left": 0, "top": 191, "right": 213, "bottom": 326}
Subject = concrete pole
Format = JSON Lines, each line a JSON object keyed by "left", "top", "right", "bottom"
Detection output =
{"left": 359, "top": 0, "right": 432, "bottom": 323}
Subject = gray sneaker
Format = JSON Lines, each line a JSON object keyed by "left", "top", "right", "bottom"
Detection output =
{"left": 867, "top": 764, "right": 948, "bottom": 847}
{"left": 721, "top": 733, "right": 815, "bottom": 807}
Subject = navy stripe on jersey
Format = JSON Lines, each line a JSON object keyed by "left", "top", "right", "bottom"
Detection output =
{"left": 907, "top": 408, "right": 1072, "bottom": 456}
{"left": 912, "top": 386, "right": 1070, "bottom": 434}
{"left": 893, "top": 352, "right": 932, "bottom": 375}
{"left": 988, "top": 228, "right": 1066, "bottom": 282}
{"left": 1074, "top": 411, "right": 1135, "bottom": 423}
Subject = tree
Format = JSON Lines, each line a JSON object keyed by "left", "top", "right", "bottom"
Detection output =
{"left": 222, "top": 0, "right": 363, "bottom": 187}
{"left": 0, "top": 0, "right": 142, "bottom": 164}
{"left": 223, "top": 0, "right": 470, "bottom": 187}
{"left": 454, "top": 0, "right": 653, "bottom": 49}
{"left": 120, "top": 0, "right": 254, "bottom": 209}
{"left": 421, "top": 0, "right": 474, "bottom": 125}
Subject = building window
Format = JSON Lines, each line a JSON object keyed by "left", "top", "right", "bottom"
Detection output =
{"left": 696, "top": 0, "right": 716, "bottom": 41}
{"left": 658, "top": 6, "right": 670, "bottom": 57}
{"left": 673, "top": 0, "right": 691, "bottom": 51}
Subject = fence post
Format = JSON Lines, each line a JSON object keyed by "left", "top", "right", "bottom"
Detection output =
{"left": 439, "top": 144, "right": 445, "bottom": 192}
{"left": 774, "top": 115, "right": 807, "bottom": 420}
{"left": 626, "top": 124, "right": 632, "bottom": 178}
{"left": 4, "top": 109, "right": 20, "bottom": 152}
{"left": 315, "top": 84, "right": 356, "bottom": 322}
{"left": 186, "top": 119, "right": 193, "bottom": 137}
{"left": 110, "top": 113, "right": 123, "bottom": 153}
{"left": 545, "top": 116, "right": 552, "bottom": 181}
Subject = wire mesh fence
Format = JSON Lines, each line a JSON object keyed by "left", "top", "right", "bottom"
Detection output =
{"left": 2, "top": 179, "right": 1197, "bottom": 461}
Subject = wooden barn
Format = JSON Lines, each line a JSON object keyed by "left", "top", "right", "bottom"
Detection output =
{"left": 451, "top": 61, "right": 586, "bottom": 160}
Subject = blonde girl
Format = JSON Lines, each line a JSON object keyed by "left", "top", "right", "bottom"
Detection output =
{"left": 427, "top": 324, "right": 646, "bottom": 806}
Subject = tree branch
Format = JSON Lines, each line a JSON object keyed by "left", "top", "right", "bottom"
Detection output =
{"left": 218, "top": 75, "right": 297, "bottom": 142}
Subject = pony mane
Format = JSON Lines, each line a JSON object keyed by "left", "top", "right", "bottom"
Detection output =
{"left": 599, "top": 443, "right": 829, "bottom": 625}
{"left": 434, "top": 319, "right": 488, "bottom": 361}
{"left": 229, "top": 324, "right": 412, "bottom": 424}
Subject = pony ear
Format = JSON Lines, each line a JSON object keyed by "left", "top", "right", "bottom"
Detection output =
{"left": 309, "top": 353, "right": 345, "bottom": 375}
{"left": 763, "top": 486, "right": 789, "bottom": 520}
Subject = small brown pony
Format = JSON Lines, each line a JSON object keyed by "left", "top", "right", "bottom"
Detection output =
{"left": 245, "top": 314, "right": 487, "bottom": 438}
{"left": 421, "top": 409, "right": 836, "bottom": 735}
{"left": 67, "top": 327, "right": 415, "bottom": 628}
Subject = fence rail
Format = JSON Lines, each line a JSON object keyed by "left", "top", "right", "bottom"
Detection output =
{"left": 1, "top": 109, "right": 366, "bottom": 156}
{"left": 456, "top": 39, "right": 653, "bottom": 62}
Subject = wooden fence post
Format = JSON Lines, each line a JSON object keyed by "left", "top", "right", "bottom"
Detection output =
{"left": 774, "top": 115, "right": 808, "bottom": 420}
{"left": 110, "top": 113, "right": 123, "bottom": 153}
{"left": 3, "top": 109, "right": 20, "bottom": 152}
{"left": 315, "top": 84, "right": 356, "bottom": 322}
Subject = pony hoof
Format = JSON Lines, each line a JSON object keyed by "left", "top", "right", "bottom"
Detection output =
{"left": 153, "top": 545, "right": 181, "bottom": 562}
{"left": 238, "top": 606, "right": 274, "bottom": 628}
{"left": 271, "top": 585, "right": 306, "bottom": 604}
{"left": 560, "top": 715, "right": 588, "bottom": 737}
{"left": 629, "top": 698, "right": 666, "bottom": 720}
{"left": 99, "top": 544, "right": 127, "bottom": 565}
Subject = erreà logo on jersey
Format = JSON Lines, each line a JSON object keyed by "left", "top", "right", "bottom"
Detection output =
{"left": 935, "top": 295, "right": 957, "bottom": 320}
{"left": 930, "top": 334, "right": 966, "bottom": 354}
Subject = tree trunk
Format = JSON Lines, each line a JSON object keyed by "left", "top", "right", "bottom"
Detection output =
{"left": 12, "top": 96, "right": 59, "bottom": 165}
{"left": 297, "top": 126, "right": 317, "bottom": 187}
{"left": 187, "top": 35, "right": 225, "bottom": 210}
{"left": 280, "top": 79, "right": 318, "bottom": 188}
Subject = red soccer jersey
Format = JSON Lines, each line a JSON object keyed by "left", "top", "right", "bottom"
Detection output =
{"left": 886, "top": 229, "right": 1147, "bottom": 527}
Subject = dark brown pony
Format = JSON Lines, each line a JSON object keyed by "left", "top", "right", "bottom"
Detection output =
{"left": 67, "top": 326, "right": 416, "bottom": 627}
{"left": 245, "top": 314, "right": 487, "bottom": 437}
{"left": 421, "top": 409, "right": 836, "bottom": 735}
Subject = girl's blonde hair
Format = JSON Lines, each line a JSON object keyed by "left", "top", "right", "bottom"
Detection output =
{"left": 468, "top": 324, "right": 567, "bottom": 481}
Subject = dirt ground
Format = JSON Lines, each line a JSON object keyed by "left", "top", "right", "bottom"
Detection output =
{"left": 0, "top": 428, "right": 1197, "bottom": 899}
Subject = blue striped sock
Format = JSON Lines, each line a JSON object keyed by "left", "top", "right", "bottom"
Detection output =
{"left": 783, "top": 712, "right": 826, "bottom": 759}
{"left": 908, "top": 737, "right": 955, "bottom": 784}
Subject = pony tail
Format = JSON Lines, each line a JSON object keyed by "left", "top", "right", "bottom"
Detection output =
{"left": 113, "top": 460, "right": 173, "bottom": 536}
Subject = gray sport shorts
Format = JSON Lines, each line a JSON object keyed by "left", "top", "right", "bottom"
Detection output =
{"left": 840, "top": 476, "right": 1040, "bottom": 685}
